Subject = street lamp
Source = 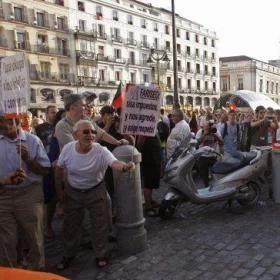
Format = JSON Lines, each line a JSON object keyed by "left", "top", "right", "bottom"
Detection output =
{"left": 147, "top": 48, "right": 170, "bottom": 86}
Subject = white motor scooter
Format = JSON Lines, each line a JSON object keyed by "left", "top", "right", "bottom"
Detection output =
{"left": 159, "top": 135, "right": 271, "bottom": 219}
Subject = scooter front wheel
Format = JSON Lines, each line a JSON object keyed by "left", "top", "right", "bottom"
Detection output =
{"left": 237, "top": 181, "right": 261, "bottom": 207}
{"left": 159, "top": 199, "right": 179, "bottom": 220}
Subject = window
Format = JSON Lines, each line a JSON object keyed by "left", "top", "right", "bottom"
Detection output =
{"left": 212, "top": 52, "right": 215, "bottom": 60}
{"left": 142, "top": 53, "right": 148, "bottom": 64}
{"left": 114, "top": 48, "right": 121, "bottom": 59}
{"left": 211, "top": 39, "right": 215, "bottom": 47}
{"left": 115, "top": 71, "right": 121, "bottom": 81}
{"left": 186, "top": 46, "right": 191, "bottom": 56}
{"left": 154, "top": 22, "right": 158, "bottom": 32}
{"left": 204, "top": 50, "right": 207, "bottom": 59}
{"left": 186, "top": 62, "right": 191, "bottom": 72}
{"left": 130, "top": 72, "right": 136, "bottom": 83}
{"left": 196, "top": 80, "right": 201, "bottom": 90}
{"left": 222, "top": 78, "right": 228, "bottom": 91}
{"left": 127, "top": 14, "right": 133, "bottom": 25}
{"left": 112, "top": 10, "right": 118, "bottom": 21}
{"left": 165, "top": 25, "right": 169, "bottom": 34}
{"left": 266, "top": 81, "right": 269, "bottom": 93}
{"left": 238, "top": 78, "right": 244, "bottom": 90}
{"left": 128, "top": 31, "right": 134, "bottom": 43}
{"left": 186, "top": 31, "right": 190, "bottom": 40}
{"left": 196, "top": 63, "right": 200, "bottom": 73}
{"left": 37, "top": 12, "right": 45, "bottom": 27}
{"left": 112, "top": 28, "right": 120, "bottom": 40}
{"left": 59, "top": 64, "right": 69, "bottom": 80}
{"left": 195, "top": 34, "right": 199, "bottom": 43}
{"left": 187, "top": 79, "right": 191, "bottom": 89}
{"left": 40, "top": 62, "right": 51, "bottom": 78}
{"left": 57, "top": 17, "right": 65, "bottom": 30}
{"left": 204, "top": 37, "right": 207, "bottom": 45}
{"left": 176, "top": 28, "right": 180, "bottom": 38}
{"left": 177, "top": 44, "right": 181, "bottom": 54}
{"left": 98, "top": 45, "right": 104, "bottom": 55}
{"left": 14, "top": 7, "right": 23, "bottom": 21}
{"left": 154, "top": 38, "right": 158, "bottom": 49}
{"left": 79, "top": 20, "right": 86, "bottom": 31}
{"left": 80, "top": 40, "right": 87, "bottom": 51}
{"left": 166, "top": 41, "right": 170, "bottom": 51}
{"left": 276, "top": 83, "right": 279, "bottom": 94}
{"left": 212, "top": 66, "right": 216, "bottom": 76}
{"left": 16, "top": 32, "right": 26, "bottom": 49}
{"left": 167, "top": 76, "right": 172, "bottom": 88}
{"left": 116, "top": 0, "right": 120, "bottom": 3}
{"left": 259, "top": 79, "right": 263, "bottom": 92}
{"left": 213, "top": 82, "right": 216, "bottom": 92}
{"left": 195, "top": 48, "right": 199, "bottom": 57}
{"left": 143, "top": 73, "right": 149, "bottom": 83}
{"left": 271, "top": 82, "right": 274, "bottom": 94}
{"left": 129, "top": 51, "right": 135, "bottom": 64}
{"left": 57, "top": 38, "right": 68, "bottom": 56}
{"left": 204, "top": 81, "right": 208, "bottom": 91}
{"left": 141, "top": 19, "right": 146, "bottom": 28}
{"left": 37, "top": 34, "right": 48, "bottom": 52}
{"left": 178, "top": 78, "right": 182, "bottom": 89}
{"left": 98, "top": 24, "right": 105, "bottom": 36}
{"left": 204, "top": 65, "right": 208, "bottom": 75}
{"left": 96, "top": 6, "right": 102, "bottom": 17}
{"left": 78, "top": 1, "right": 85, "bottom": 11}
{"left": 55, "top": 0, "right": 64, "bottom": 6}
{"left": 99, "top": 69, "right": 105, "bottom": 81}
{"left": 177, "top": 60, "right": 182, "bottom": 71}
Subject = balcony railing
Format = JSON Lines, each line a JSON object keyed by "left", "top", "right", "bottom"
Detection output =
{"left": 140, "top": 41, "right": 150, "bottom": 49}
{"left": 111, "top": 36, "right": 123, "bottom": 43}
{"left": 31, "top": 44, "right": 70, "bottom": 56}
{"left": 94, "top": 32, "right": 107, "bottom": 40}
{"left": 76, "top": 50, "right": 95, "bottom": 59}
{"left": 127, "top": 38, "right": 137, "bottom": 46}
{"left": 30, "top": 71, "right": 75, "bottom": 83}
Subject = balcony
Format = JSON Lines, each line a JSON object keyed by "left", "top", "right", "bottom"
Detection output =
{"left": 34, "top": 44, "right": 50, "bottom": 54}
{"left": 30, "top": 71, "right": 74, "bottom": 84}
{"left": 93, "top": 32, "right": 107, "bottom": 40}
{"left": 55, "top": 0, "right": 64, "bottom": 5}
{"left": 140, "top": 41, "right": 150, "bottom": 49}
{"left": 111, "top": 35, "right": 123, "bottom": 43}
{"left": 127, "top": 38, "right": 137, "bottom": 46}
{"left": 15, "top": 41, "right": 30, "bottom": 51}
{"left": 77, "top": 76, "right": 97, "bottom": 86}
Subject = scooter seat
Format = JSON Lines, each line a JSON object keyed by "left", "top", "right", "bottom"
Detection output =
{"left": 211, "top": 151, "right": 258, "bottom": 174}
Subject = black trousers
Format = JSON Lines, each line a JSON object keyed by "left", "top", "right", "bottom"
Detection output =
{"left": 197, "top": 156, "right": 217, "bottom": 187}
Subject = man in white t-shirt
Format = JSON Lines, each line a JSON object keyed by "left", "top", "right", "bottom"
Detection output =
{"left": 166, "top": 109, "right": 191, "bottom": 159}
{"left": 55, "top": 120, "right": 134, "bottom": 269}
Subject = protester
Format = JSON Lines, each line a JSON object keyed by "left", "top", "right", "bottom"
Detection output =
{"left": 0, "top": 115, "right": 51, "bottom": 269}
{"left": 55, "top": 120, "right": 134, "bottom": 269}
{"left": 166, "top": 109, "right": 191, "bottom": 159}
{"left": 189, "top": 112, "right": 198, "bottom": 134}
{"left": 136, "top": 134, "right": 161, "bottom": 217}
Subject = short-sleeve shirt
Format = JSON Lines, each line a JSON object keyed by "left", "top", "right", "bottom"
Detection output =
{"left": 55, "top": 116, "right": 105, "bottom": 150}
{"left": 0, "top": 130, "right": 51, "bottom": 188}
{"left": 57, "top": 141, "right": 117, "bottom": 190}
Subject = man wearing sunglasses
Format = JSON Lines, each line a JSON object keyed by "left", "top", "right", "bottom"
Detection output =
{"left": 55, "top": 120, "right": 134, "bottom": 269}
{"left": 55, "top": 94, "right": 128, "bottom": 150}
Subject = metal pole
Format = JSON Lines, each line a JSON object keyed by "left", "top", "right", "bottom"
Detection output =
{"left": 171, "top": 0, "right": 180, "bottom": 109}
{"left": 157, "top": 59, "right": 160, "bottom": 86}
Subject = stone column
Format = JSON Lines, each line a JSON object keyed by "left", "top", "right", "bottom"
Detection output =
{"left": 112, "top": 145, "right": 147, "bottom": 256}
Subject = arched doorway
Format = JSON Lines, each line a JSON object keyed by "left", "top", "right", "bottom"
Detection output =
{"left": 60, "top": 89, "right": 73, "bottom": 101}
{"left": 195, "top": 96, "right": 201, "bottom": 106}
{"left": 204, "top": 97, "right": 210, "bottom": 107}
{"left": 40, "top": 88, "right": 55, "bottom": 103}
{"left": 99, "top": 92, "right": 110, "bottom": 104}
{"left": 179, "top": 96, "right": 184, "bottom": 106}
{"left": 166, "top": 95, "right": 173, "bottom": 105}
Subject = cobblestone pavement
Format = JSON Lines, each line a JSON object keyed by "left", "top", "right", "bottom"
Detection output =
{"left": 46, "top": 183, "right": 280, "bottom": 280}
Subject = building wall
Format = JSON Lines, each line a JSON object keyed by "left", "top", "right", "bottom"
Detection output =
{"left": 220, "top": 58, "right": 280, "bottom": 104}
{"left": 0, "top": 0, "right": 220, "bottom": 113}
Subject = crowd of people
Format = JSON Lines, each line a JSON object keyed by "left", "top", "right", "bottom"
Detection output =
{"left": 0, "top": 92, "right": 279, "bottom": 273}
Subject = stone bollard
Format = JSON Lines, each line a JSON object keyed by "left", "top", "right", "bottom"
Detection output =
{"left": 112, "top": 145, "right": 147, "bottom": 256}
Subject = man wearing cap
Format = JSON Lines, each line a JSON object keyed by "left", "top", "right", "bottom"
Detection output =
{"left": 0, "top": 116, "right": 51, "bottom": 269}
{"left": 55, "top": 93, "right": 128, "bottom": 150}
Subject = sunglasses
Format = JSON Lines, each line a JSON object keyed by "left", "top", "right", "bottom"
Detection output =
{"left": 82, "top": 129, "right": 97, "bottom": 135}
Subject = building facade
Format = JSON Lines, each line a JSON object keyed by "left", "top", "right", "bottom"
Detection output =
{"left": 220, "top": 56, "right": 280, "bottom": 104}
{"left": 0, "top": 0, "right": 77, "bottom": 114}
{"left": 0, "top": 0, "right": 220, "bottom": 113}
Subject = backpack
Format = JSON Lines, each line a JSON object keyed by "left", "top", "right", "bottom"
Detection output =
{"left": 157, "top": 120, "right": 170, "bottom": 142}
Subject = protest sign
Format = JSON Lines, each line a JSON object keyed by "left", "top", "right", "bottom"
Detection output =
{"left": 120, "top": 85, "right": 162, "bottom": 136}
{"left": 0, "top": 53, "right": 30, "bottom": 116}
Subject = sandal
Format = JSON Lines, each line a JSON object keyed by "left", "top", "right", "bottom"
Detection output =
{"left": 56, "top": 256, "right": 75, "bottom": 270}
{"left": 96, "top": 258, "right": 108, "bottom": 268}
